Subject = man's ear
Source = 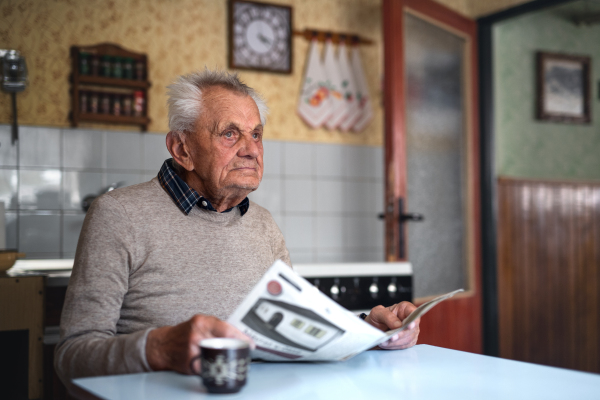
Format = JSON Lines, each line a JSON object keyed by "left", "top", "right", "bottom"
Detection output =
{"left": 166, "top": 131, "right": 195, "bottom": 171}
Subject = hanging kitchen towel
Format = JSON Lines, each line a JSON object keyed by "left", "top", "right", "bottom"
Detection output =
{"left": 297, "top": 39, "right": 333, "bottom": 129}
{"left": 323, "top": 39, "right": 348, "bottom": 130}
{"left": 337, "top": 42, "right": 362, "bottom": 132}
{"left": 350, "top": 45, "right": 374, "bottom": 132}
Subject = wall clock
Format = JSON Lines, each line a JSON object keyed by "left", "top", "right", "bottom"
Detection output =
{"left": 229, "top": 0, "right": 293, "bottom": 74}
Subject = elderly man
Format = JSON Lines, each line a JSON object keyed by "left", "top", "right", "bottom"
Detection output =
{"left": 55, "top": 70, "right": 420, "bottom": 384}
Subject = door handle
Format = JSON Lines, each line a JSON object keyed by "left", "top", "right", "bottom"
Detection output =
{"left": 377, "top": 212, "right": 424, "bottom": 222}
{"left": 400, "top": 213, "right": 424, "bottom": 222}
{"left": 379, "top": 198, "right": 424, "bottom": 259}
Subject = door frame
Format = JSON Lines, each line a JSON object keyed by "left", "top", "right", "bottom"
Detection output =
{"left": 477, "top": 0, "right": 575, "bottom": 357}
{"left": 383, "top": 0, "right": 482, "bottom": 353}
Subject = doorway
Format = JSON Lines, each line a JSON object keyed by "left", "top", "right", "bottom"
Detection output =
{"left": 383, "top": 0, "right": 482, "bottom": 353}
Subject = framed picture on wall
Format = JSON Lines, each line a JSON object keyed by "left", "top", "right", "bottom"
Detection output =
{"left": 537, "top": 51, "right": 591, "bottom": 123}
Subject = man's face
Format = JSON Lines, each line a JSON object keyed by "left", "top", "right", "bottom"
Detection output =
{"left": 186, "top": 86, "right": 263, "bottom": 200}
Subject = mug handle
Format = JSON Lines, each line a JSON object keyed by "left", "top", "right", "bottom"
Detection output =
{"left": 189, "top": 354, "right": 202, "bottom": 375}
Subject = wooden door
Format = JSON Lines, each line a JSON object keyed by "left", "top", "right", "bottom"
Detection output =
{"left": 383, "top": 0, "right": 482, "bottom": 353}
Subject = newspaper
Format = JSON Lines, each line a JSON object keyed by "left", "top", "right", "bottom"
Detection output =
{"left": 228, "top": 260, "right": 463, "bottom": 362}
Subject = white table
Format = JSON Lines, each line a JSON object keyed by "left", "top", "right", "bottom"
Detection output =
{"left": 72, "top": 345, "right": 600, "bottom": 400}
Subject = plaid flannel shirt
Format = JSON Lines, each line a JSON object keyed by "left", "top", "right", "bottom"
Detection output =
{"left": 157, "top": 158, "right": 249, "bottom": 216}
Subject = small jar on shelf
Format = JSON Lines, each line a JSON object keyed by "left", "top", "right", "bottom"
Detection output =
{"left": 101, "top": 55, "right": 112, "bottom": 77}
{"left": 100, "top": 92, "right": 111, "bottom": 114}
{"left": 122, "top": 94, "right": 133, "bottom": 116}
{"left": 135, "top": 59, "right": 145, "bottom": 80}
{"left": 133, "top": 91, "right": 145, "bottom": 117}
{"left": 90, "top": 54, "right": 100, "bottom": 76}
{"left": 113, "top": 57, "right": 123, "bottom": 79}
{"left": 124, "top": 57, "right": 134, "bottom": 80}
{"left": 89, "top": 91, "right": 99, "bottom": 114}
{"left": 79, "top": 52, "right": 91, "bottom": 75}
{"left": 79, "top": 90, "right": 89, "bottom": 113}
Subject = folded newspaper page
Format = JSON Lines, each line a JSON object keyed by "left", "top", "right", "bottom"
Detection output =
{"left": 227, "top": 260, "right": 463, "bottom": 362}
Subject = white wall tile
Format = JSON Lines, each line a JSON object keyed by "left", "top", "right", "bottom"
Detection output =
{"left": 366, "top": 216, "right": 385, "bottom": 248}
{"left": 63, "top": 171, "right": 104, "bottom": 211}
{"left": 288, "top": 248, "right": 314, "bottom": 264}
{"left": 283, "top": 215, "right": 313, "bottom": 249}
{"left": 344, "top": 180, "right": 370, "bottom": 213}
{"left": 369, "top": 146, "right": 384, "bottom": 179}
{"left": 19, "top": 212, "right": 61, "bottom": 253}
{"left": 62, "top": 213, "right": 85, "bottom": 254}
{"left": 249, "top": 176, "right": 281, "bottom": 213}
{"left": 106, "top": 172, "right": 143, "bottom": 188}
{"left": 316, "top": 215, "right": 344, "bottom": 249}
{"left": 0, "top": 169, "right": 18, "bottom": 210}
{"left": 283, "top": 178, "right": 313, "bottom": 213}
{"left": 142, "top": 173, "right": 157, "bottom": 183}
{"left": 63, "top": 129, "right": 104, "bottom": 169}
{"left": 106, "top": 131, "right": 143, "bottom": 170}
{"left": 0, "top": 125, "right": 18, "bottom": 167}
{"left": 344, "top": 251, "right": 382, "bottom": 262}
{"left": 344, "top": 145, "right": 370, "bottom": 179}
{"left": 19, "top": 127, "right": 61, "bottom": 167}
{"left": 315, "top": 250, "right": 345, "bottom": 263}
{"left": 19, "top": 169, "right": 62, "bottom": 210}
{"left": 143, "top": 133, "right": 169, "bottom": 172}
{"left": 262, "top": 140, "right": 282, "bottom": 177}
{"left": 283, "top": 142, "right": 313, "bottom": 177}
{"left": 370, "top": 181, "right": 385, "bottom": 214}
{"left": 345, "top": 215, "right": 371, "bottom": 248}
{"left": 4, "top": 211, "right": 17, "bottom": 249}
{"left": 315, "top": 143, "right": 345, "bottom": 178}
{"left": 315, "top": 180, "right": 344, "bottom": 213}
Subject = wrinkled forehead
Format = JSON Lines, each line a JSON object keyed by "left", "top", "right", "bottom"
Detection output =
{"left": 198, "top": 86, "right": 261, "bottom": 131}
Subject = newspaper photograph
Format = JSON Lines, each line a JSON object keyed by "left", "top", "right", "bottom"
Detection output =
{"left": 227, "top": 260, "right": 463, "bottom": 362}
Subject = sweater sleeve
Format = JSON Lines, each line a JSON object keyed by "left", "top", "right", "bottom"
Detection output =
{"left": 54, "top": 194, "right": 152, "bottom": 385}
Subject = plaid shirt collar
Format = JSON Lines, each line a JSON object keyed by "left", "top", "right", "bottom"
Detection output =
{"left": 157, "top": 159, "right": 249, "bottom": 216}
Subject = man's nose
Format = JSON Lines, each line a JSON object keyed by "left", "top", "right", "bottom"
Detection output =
{"left": 238, "top": 134, "right": 261, "bottom": 159}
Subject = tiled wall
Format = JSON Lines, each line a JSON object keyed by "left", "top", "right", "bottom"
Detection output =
{"left": 0, "top": 125, "right": 384, "bottom": 263}
{"left": 251, "top": 141, "right": 384, "bottom": 264}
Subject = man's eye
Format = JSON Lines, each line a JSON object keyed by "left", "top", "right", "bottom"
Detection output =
{"left": 252, "top": 133, "right": 260, "bottom": 139}
{"left": 224, "top": 131, "right": 233, "bottom": 138}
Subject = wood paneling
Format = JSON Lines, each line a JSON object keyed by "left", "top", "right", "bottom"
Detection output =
{"left": 498, "top": 177, "right": 600, "bottom": 373}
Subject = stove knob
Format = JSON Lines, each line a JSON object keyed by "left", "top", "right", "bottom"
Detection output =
{"left": 387, "top": 282, "right": 397, "bottom": 294}
{"left": 369, "top": 282, "right": 379, "bottom": 296}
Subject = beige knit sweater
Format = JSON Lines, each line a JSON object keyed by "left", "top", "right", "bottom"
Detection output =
{"left": 55, "top": 177, "right": 290, "bottom": 384}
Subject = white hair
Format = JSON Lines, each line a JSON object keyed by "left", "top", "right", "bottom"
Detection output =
{"left": 166, "top": 69, "right": 268, "bottom": 135}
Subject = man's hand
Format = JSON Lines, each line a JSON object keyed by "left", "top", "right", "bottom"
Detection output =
{"left": 145, "top": 314, "right": 254, "bottom": 374}
{"left": 365, "top": 302, "right": 420, "bottom": 350}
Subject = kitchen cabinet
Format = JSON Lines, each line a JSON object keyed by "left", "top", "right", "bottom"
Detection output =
{"left": 0, "top": 274, "right": 44, "bottom": 399}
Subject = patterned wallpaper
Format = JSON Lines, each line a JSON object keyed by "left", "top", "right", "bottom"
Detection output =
{"left": 0, "top": 0, "right": 383, "bottom": 145}
{"left": 494, "top": 2, "right": 600, "bottom": 180}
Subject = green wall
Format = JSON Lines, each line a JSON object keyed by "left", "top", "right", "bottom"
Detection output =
{"left": 494, "top": 3, "right": 600, "bottom": 180}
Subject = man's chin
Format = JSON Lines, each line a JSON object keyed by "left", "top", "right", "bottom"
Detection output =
{"left": 227, "top": 179, "right": 261, "bottom": 193}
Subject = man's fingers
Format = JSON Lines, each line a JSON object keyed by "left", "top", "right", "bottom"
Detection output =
{"left": 194, "top": 316, "right": 256, "bottom": 349}
{"left": 392, "top": 301, "right": 418, "bottom": 320}
{"left": 369, "top": 305, "right": 402, "bottom": 330}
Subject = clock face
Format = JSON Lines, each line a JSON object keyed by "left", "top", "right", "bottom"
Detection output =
{"left": 230, "top": 1, "right": 292, "bottom": 73}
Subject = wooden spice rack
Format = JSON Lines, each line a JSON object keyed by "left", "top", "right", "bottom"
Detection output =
{"left": 70, "top": 43, "right": 151, "bottom": 131}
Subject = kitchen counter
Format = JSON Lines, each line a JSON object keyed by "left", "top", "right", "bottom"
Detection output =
{"left": 7, "top": 259, "right": 74, "bottom": 287}
{"left": 71, "top": 345, "right": 600, "bottom": 400}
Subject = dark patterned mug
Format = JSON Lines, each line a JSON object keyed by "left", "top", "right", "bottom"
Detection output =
{"left": 190, "top": 338, "right": 251, "bottom": 394}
